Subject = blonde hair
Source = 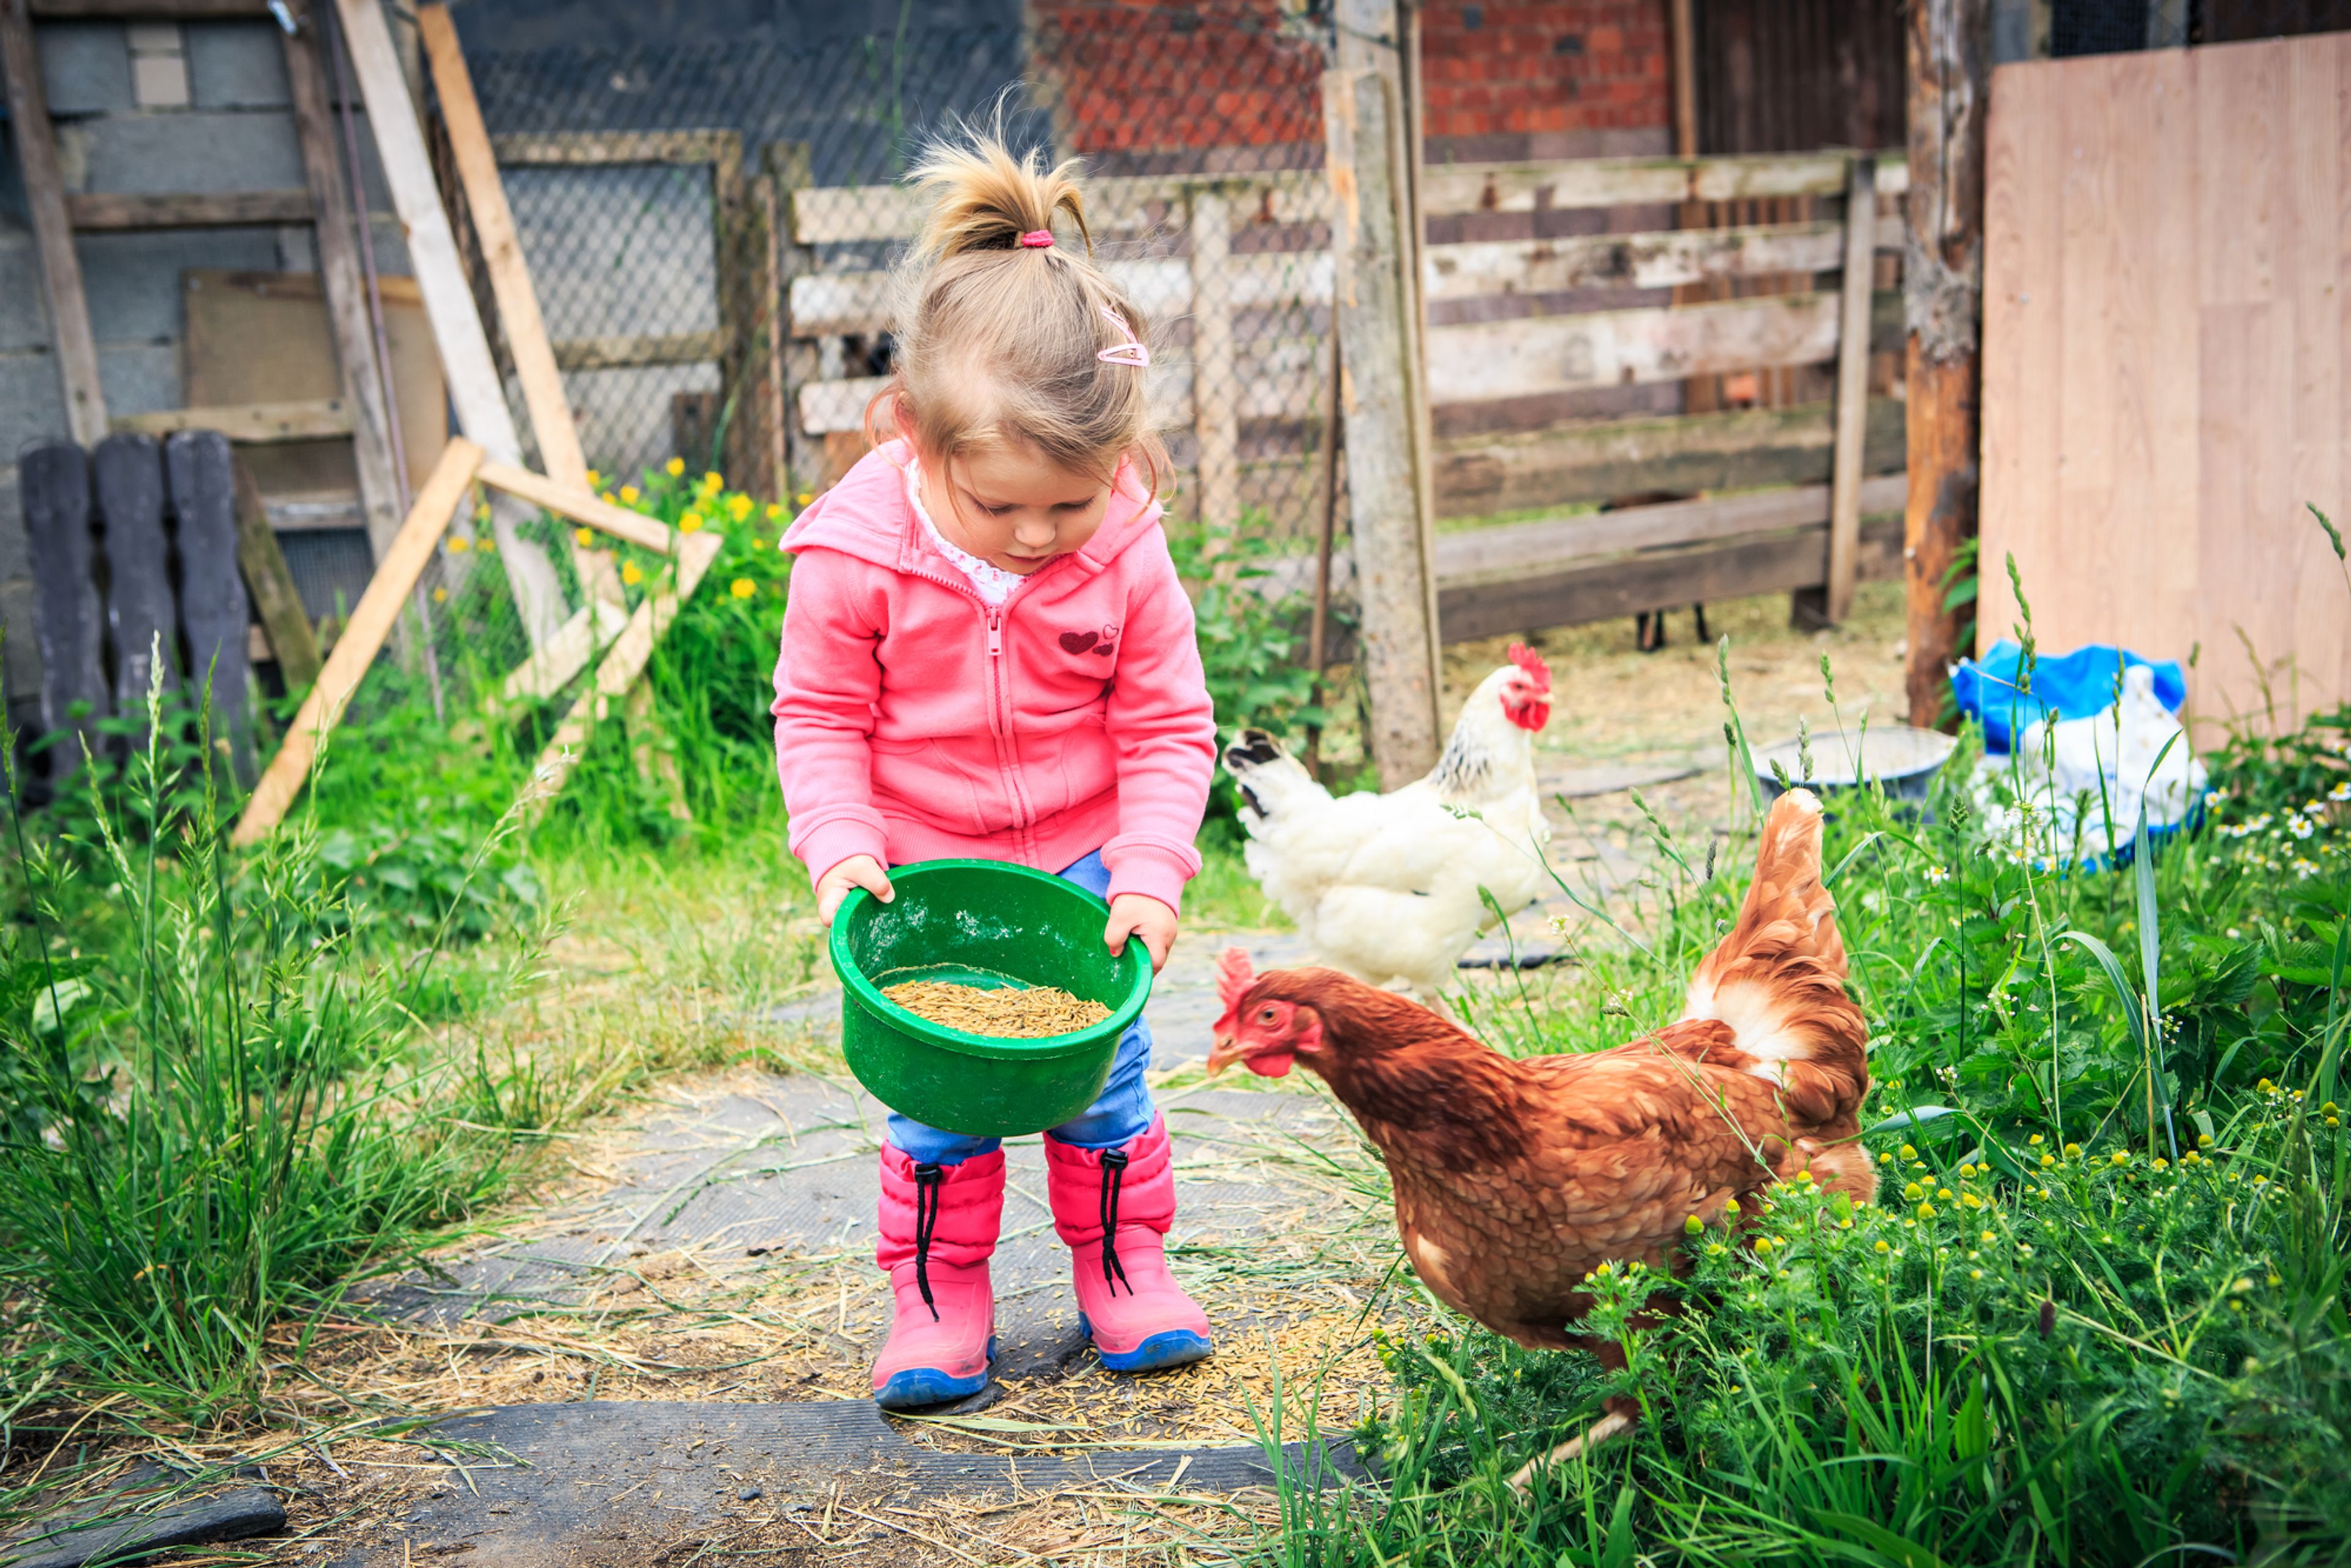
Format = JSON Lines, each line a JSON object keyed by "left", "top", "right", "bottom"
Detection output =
{"left": 868, "top": 129, "right": 1164, "bottom": 498}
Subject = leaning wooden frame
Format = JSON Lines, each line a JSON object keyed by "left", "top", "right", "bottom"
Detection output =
{"left": 229, "top": 448, "right": 710, "bottom": 846}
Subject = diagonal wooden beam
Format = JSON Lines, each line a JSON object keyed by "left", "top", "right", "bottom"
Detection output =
{"left": 232, "top": 438, "right": 484, "bottom": 846}
{"left": 1, "top": 0, "right": 107, "bottom": 444}
{"left": 418, "top": 2, "right": 624, "bottom": 609}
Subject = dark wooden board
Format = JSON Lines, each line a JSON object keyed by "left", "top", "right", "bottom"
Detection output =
{"left": 167, "top": 432, "right": 255, "bottom": 780}
{"left": 93, "top": 435, "right": 178, "bottom": 745}
{"left": 18, "top": 443, "right": 107, "bottom": 778}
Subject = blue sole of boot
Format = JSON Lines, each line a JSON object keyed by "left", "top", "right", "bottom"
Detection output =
{"left": 1079, "top": 1316, "right": 1213, "bottom": 1373}
{"left": 873, "top": 1336, "right": 997, "bottom": 1410}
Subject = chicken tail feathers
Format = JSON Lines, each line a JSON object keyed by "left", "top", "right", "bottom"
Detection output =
{"left": 1220, "top": 729, "right": 1327, "bottom": 830}
{"left": 1681, "top": 789, "right": 1868, "bottom": 1123}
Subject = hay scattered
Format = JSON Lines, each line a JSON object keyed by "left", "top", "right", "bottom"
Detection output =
{"left": 884, "top": 980, "right": 1111, "bottom": 1037}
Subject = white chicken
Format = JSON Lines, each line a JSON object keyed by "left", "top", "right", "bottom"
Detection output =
{"left": 1221, "top": 645, "right": 1554, "bottom": 997}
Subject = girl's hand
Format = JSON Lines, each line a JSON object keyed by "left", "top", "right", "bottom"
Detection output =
{"left": 816, "top": 855, "right": 893, "bottom": 925}
{"left": 1104, "top": 893, "right": 1177, "bottom": 974}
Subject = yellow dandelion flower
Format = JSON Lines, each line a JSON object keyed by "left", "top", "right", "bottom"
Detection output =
{"left": 2110, "top": 1151, "right": 2129, "bottom": 1165}
{"left": 621, "top": 486, "right": 640, "bottom": 504}
{"left": 1873, "top": 1239, "right": 1891, "bottom": 1253}
{"left": 1684, "top": 1214, "right": 1704, "bottom": 1236}
{"left": 447, "top": 536, "right": 471, "bottom": 553}
{"left": 1723, "top": 1198, "right": 1741, "bottom": 1217}
{"left": 479, "top": 537, "right": 497, "bottom": 553}
{"left": 1969, "top": 1269, "right": 1983, "bottom": 1280}
{"left": 666, "top": 457, "right": 685, "bottom": 478}
{"left": 1917, "top": 1202, "right": 1937, "bottom": 1218}
{"left": 1980, "top": 1229, "right": 1997, "bottom": 1244}
{"left": 1752, "top": 1237, "right": 1772, "bottom": 1255}
{"left": 729, "top": 577, "right": 756, "bottom": 599}
{"left": 1900, "top": 1144, "right": 1918, "bottom": 1160}
{"left": 702, "top": 470, "right": 723, "bottom": 494}
{"left": 2198, "top": 1132, "right": 2214, "bottom": 1147}
{"left": 2041, "top": 1153, "right": 2056, "bottom": 1166}
{"left": 2064, "top": 1142, "right": 2082, "bottom": 1157}
{"left": 796, "top": 490, "right": 813, "bottom": 505}
{"left": 574, "top": 527, "right": 594, "bottom": 547}
{"left": 751, "top": 536, "right": 765, "bottom": 550}
{"left": 601, "top": 491, "right": 618, "bottom": 505}
{"left": 679, "top": 512, "right": 703, "bottom": 534}
{"left": 2028, "top": 1134, "right": 2044, "bottom": 1146}
{"left": 431, "top": 585, "right": 448, "bottom": 602}
{"left": 767, "top": 502, "right": 784, "bottom": 520}
{"left": 727, "top": 493, "right": 754, "bottom": 522}
{"left": 621, "top": 561, "right": 644, "bottom": 587}
{"left": 1937, "top": 1188, "right": 1954, "bottom": 1201}
{"left": 585, "top": 469, "right": 601, "bottom": 489}
{"left": 1902, "top": 1182, "right": 1924, "bottom": 1202}
{"left": 474, "top": 501, "right": 491, "bottom": 522}
{"left": 1878, "top": 1152, "right": 1894, "bottom": 1165}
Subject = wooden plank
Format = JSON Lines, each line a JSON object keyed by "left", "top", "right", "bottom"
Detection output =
{"left": 1824, "top": 156, "right": 1878, "bottom": 622}
{"left": 114, "top": 398, "right": 353, "bottom": 441}
{"left": 520, "top": 530, "right": 724, "bottom": 817}
{"left": 490, "top": 130, "right": 737, "bottom": 167}
{"left": 64, "top": 190, "right": 312, "bottom": 230}
{"left": 231, "top": 456, "right": 323, "bottom": 688}
{"left": 331, "top": 0, "right": 567, "bottom": 646}
{"left": 1423, "top": 214, "right": 1903, "bottom": 301}
{"left": 1438, "top": 474, "right": 1908, "bottom": 583}
{"left": 1188, "top": 189, "right": 1239, "bottom": 527}
{"left": 1438, "top": 516, "right": 1903, "bottom": 643}
{"left": 282, "top": 19, "right": 406, "bottom": 577}
{"left": 1417, "top": 150, "right": 1910, "bottom": 220}
{"left": 1429, "top": 288, "right": 1901, "bottom": 405}
{"left": 1326, "top": 65, "right": 1440, "bottom": 786}
{"left": 791, "top": 166, "right": 1328, "bottom": 246}
{"left": 476, "top": 459, "right": 678, "bottom": 554}
{"left": 231, "top": 438, "right": 483, "bottom": 846}
{"left": 787, "top": 251, "right": 1333, "bottom": 341}
{"left": 2, "top": 0, "right": 107, "bottom": 444}
{"left": 1434, "top": 399, "right": 1905, "bottom": 518}
{"left": 552, "top": 331, "right": 725, "bottom": 371}
{"left": 501, "top": 597, "right": 630, "bottom": 704}
{"left": 419, "top": 2, "right": 622, "bottom": 608}
{"left": 31, "top": 0, "right": 266, "bottom": 14}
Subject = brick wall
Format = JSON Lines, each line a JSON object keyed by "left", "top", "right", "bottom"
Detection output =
{"left": 1027, "top": 0, "right": 1673, "bottom": 167}
{"left": 1420, "top": 0, "right": 1671, "bottom": 142}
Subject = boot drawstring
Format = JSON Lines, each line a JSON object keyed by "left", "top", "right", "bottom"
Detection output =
{"left": 912, "top": 1162, "right": 945, "bottom": 1321}
{"left": 1097, "top": 1149, "right": 1132, "bottom": 1295}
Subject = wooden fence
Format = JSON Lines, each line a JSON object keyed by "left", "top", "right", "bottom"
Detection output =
{"left": 780, "top": 147, "right": 1910, "bottom": 641}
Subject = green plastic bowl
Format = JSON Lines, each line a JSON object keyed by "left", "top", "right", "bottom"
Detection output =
{"left": 829, "top": 858, "right": 1151, "bottom": 1138}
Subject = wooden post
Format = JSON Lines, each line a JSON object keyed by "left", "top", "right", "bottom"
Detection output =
{"left": 331, "top": 0, "right": 566, "bottom": 647}
{"left": 1187, "top": 187, "right": 1239, "bottom": 530}
{"left": 1904, "top": 0, "right": 1990, "bottom": 727}
{"left": 283, "top": 19, "right": 403, "bottom": 568}
{"left": 416, "top": 2, "right": 623, "bottom": 607}
{"left": 1324, "top": 65, "right": 1440, "bottom": 786}
{"left": 2, "top": 0, "right": 107, "bottom": 445}
{"left": 707, "top": 133, "right": 761, "bottom": 496}
{"left": 231, "top": 459, "right": 324, "bottom": 689}
{"left": 768, "top": 141, "right": 816, "bottom": 493}
{"left": 1823, "top": 154, "right": 1877, "bottom": 625}
{"left": 232, "top": 438, "right": 484, "bottom": 846}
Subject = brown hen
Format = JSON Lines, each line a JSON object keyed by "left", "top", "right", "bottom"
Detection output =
{"left": 1205, "top": 789, "right": 1873, "bottom": 1476}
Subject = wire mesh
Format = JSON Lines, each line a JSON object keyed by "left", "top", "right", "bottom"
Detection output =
{"left": 451, "top": 13, "right": 1344, "bottom": 547}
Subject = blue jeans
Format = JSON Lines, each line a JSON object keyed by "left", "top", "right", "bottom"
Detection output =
{"left": 884, "top": 849, "right": 1157, "bottom": 1165}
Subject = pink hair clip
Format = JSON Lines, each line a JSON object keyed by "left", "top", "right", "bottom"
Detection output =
{"left": 1018, "top": 229, "right": 1055, "bottom": 248}
{"left": 1097, "top": 306, "right": 1149, "bottom": 369}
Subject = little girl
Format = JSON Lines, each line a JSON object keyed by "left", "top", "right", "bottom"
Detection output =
{"left": 771, "top": 132, "right": 1218, "bottom": 1409}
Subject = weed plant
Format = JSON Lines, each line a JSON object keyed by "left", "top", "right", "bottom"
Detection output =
{"left": 1267, "top": 653, "right": 2351, "bottom": 1563}
{"left": 0, "top": 679, "right": 533, "bottom": 1434}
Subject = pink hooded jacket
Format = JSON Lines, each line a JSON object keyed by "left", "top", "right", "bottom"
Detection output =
{"left": 772, "top": 442, "right": 1216, "bottom": 912}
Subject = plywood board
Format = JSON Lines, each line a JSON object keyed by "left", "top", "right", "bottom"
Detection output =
{"left": 1981, "top": 34, "right": 2351, "bottom": 740}
{"left": 183, "top": 270, "right": 449, "bottom": 503}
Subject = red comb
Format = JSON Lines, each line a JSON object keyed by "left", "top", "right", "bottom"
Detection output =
{"left": 1215, "top": 947, "right": 1256, "bottom": 1011}
{"left": 1508, "top": 642, "right": 1551, "bottom": 692}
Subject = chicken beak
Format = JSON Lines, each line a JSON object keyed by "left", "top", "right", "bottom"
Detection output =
{"left": 1205, "top": 1032, "right": 1244, "bottom": 1076}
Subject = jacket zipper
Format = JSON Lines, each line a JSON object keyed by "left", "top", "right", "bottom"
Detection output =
{"left": 900, "top": 558, "right": 1062, "bottom": 859}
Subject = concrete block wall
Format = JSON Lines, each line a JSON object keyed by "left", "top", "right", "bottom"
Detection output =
{"left": 1, "top": 14, "right": 410, "bottom": 708}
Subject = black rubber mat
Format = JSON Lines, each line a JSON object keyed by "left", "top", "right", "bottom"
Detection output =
{"left": 323, "top": 1399, "right": 1363, "bottom": 1566}
{"left": 5, "top": 1465, "right": 283, "bottom": 1568}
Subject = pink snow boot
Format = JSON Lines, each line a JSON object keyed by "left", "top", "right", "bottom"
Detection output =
{"left": 1044, "top": 1117, "right": 1213, "bottom": 1372}
{"left": 871, "top": 1146, "right": 1003, "bottom": 1409}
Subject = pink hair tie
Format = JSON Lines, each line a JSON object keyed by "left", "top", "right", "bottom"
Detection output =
{"left": 1097, "top": 306, "right": 1150, "bottom": 369}
{"left": 1017, "top": 229, "right": 1055, "bottom": 249}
